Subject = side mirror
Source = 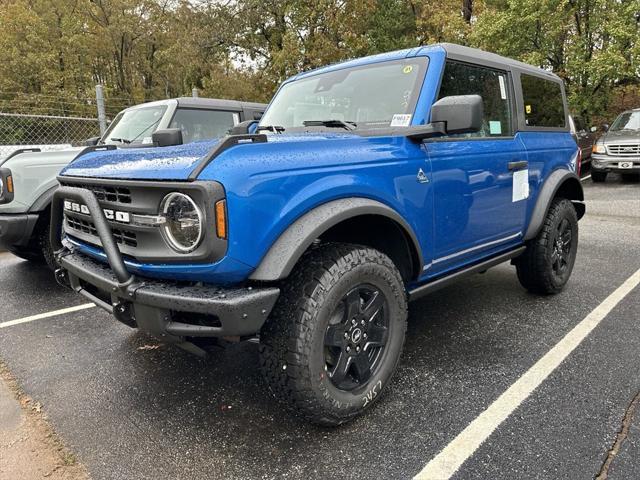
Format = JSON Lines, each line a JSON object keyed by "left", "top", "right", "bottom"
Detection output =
{"left": 152, "top": 128, "right": 183, "bottom": 147}
{"left": 85, "top": 136, "right": 100, "bottom": 146}
{"left": 601, "top": 123, "right": 609, "bottom": 132}
{"left": 229, "top": 120, "right": 258, "bottom": 135}
{"left": 431, "top": 95, "right": 483, "bottom": 135}
{"left": 590, "top": 126, "right": 597, "bottom": 133}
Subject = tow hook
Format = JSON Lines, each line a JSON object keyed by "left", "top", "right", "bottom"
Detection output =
{"left": 113, "top": 301, "right": 136, "bottom": 328}
{"left": 54, "top": 268, "right": 71, "bottom": 289}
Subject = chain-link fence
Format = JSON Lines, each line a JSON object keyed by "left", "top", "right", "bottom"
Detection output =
{"left": 0, "top": 112, "right": 101, "bottom": 160}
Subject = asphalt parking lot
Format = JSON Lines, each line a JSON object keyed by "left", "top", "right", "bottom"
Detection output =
{"left": 0, "top": 173, "right": 639, "bottom": 480}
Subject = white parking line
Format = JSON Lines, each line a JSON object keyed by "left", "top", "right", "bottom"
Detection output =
{"left": 581, "top": 174, "right": 591, "bottom": 181}
{"left": 415, "top": 267, "right": 640, "bottom": 480}
{"left": 0, "top": 303, "right": 96, "bottom": 329}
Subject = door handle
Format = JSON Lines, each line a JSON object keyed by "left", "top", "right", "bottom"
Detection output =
{"left": 508, "top": 160, "right": 528, "bottom": 171}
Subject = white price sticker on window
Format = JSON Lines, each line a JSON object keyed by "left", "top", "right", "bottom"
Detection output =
{"left": 498, "top": 75, "right": 507, "bottom": 100}
{"left": 390, "top": 114, "right": 412, "bottom": 127}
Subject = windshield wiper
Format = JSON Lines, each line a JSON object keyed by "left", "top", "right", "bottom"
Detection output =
{"left": 109, "top": 137, "right": 131, "bottom": 144}
{"left": 256, "top": 125, "right": 286, "bottom": 133}
{"left": 303, "top": 119, "right": 357, "bottom": 131}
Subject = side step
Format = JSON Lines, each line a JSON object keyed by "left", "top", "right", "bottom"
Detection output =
{"left": 408, "top": 246, "right": 526, "bottom": 302}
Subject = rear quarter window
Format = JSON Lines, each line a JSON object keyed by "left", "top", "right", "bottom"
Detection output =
{"left": 520, "top": 74, "right": 566, "bottom": 128}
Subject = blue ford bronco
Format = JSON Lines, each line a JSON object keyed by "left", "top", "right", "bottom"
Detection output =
{"left": 50, "top": 43, "right": 584, "bottom": 425}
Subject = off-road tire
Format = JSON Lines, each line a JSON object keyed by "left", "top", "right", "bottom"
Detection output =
{"left": 259, "top": 243, "right": 408, "bottom": 426}
{"left": 8, "top": 216, "right": 56, "bottom": 270}
{"left": 37, "top": 219, "right": 57, "bottom": 270}
{"left": 515, "top": 198, "right": 578, "bottom": 294}
{"left": 591, "top": 171, "right": 607, "bottom": 183}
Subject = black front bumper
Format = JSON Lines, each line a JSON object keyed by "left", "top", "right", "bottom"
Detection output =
{"left": 52, "top": 186, "right": 280, "bottom": 341}
{"left": 0, "top": 212, "right": 40, "bottom": 250}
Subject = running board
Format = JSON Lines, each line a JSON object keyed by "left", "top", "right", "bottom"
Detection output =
{"left": 408, "top": 246, "right": 526, "bottom": 302}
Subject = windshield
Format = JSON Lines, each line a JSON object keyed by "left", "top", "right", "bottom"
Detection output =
{"left": 260, "top": 57, "right": 428, "bottom": 131}
{"left": 610, "top": 111, "right": 640, "bottom": 132}
{"left": 101, "top": 105, "right": 168, "bottom": 145}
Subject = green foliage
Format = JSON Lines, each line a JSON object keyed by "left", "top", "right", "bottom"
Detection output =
{"left": 0, "top": 0, "right": 637, "bottom": 121}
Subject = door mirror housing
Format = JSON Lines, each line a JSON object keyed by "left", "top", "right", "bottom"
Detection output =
{"left": 85, "top": 136, "right": 100, "bottom": 146}
{"left": 229, "top": 120, "right": 259, "bottom": 135}
{"left": 601, "top": 123, "right": 610, "bottom": 132}
{"left": 430, "top": 95, "right": 483, "bottom": 135}
{"left": 152, "top": 128, "right": 183, "bottom": 147}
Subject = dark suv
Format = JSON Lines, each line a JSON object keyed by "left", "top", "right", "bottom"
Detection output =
{"left": 50, "top": 43, "right": 584, "bottom": 425}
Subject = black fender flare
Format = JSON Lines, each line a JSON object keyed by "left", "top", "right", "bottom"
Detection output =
{"left": 28, "top": 184, "right": 58, "bottom": 215}
{"left": 524, "top": 169, "right": 585, "bottom": 241}
{"left": 249, "top": 198, "right": 424, "bottom": 281}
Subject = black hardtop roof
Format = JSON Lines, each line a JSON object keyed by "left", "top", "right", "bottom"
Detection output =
{"left": 437, "top": 43, "right": 562, "bottom": 82}
{"left": 175, "top": 97, "right": 267, "bottom": 111}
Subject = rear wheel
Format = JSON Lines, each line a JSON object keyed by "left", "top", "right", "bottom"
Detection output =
{"left": 591, "top": 171, "right": 607, "bottom": 183}
{"left": 259, "top": 243, "right": 407, "bottom": 426}
{"left": 515, "top": 198, "right": 578, "bottom": 295}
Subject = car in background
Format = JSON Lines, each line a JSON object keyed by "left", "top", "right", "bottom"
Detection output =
{"left": 569, "top": 114, "right": 597, "bottom": 168}
{"left": 591, "top": 108, "right": 640, "bottom": 182}
{"left": 0, "top": 97, "right": 266, "bottom": 268}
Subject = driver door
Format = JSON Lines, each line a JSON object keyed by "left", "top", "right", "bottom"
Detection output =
{"left": 426, "top": 61, "right": 528, "bottom": 273}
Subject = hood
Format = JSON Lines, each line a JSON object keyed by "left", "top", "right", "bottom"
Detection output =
{"left": 60, "top": 132, "right": 360, "bottom": 181}
{"left": 602, "top": 129, "right": 640, "bottom": 143}
{"left": 61, "top": 139, "right": 220, "bottom": 180}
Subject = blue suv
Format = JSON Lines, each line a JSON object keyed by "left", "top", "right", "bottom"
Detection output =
{"left": 50, "top": 43, "right": 584, "bottom": 425}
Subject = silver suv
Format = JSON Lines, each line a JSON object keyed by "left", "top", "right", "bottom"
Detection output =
{"left": 591, "top": 108, "right": 640, "bottom": 182}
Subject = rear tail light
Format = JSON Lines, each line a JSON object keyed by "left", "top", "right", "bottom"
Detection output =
{"left": 576, "top": 148, "right": 582, "bottom": 177}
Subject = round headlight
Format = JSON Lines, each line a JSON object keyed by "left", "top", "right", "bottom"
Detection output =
{"left": 160, "top": 192, "right": 203, "bottom": 253}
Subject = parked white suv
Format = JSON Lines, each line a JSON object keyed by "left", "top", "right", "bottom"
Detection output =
{"left": 0, "top": 97, "right": 265, "bottom": 267}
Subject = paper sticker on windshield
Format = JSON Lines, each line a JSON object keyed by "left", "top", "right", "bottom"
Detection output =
{"left": 403, "top": 65, "right": 413, "bottom": 74}
{"left": 498, "top": 75, "right": 507, "bottom": 100}
{"left": 391, "top": 114, "right": 412, "bottom": 127}
{"left": 525, "top": 104, "right": 532, "bottom": 114}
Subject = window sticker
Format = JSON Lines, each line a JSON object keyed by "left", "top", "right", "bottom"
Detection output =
{"left": 489, "top": 121, "right": 502, "bottom": 135}
{"left": 498, "top": 75, "right": 507, "bottom": 100}
{"left": 525, "top": 104, "right": 532, "bottom": 114}
{"left": 390, "top": 114, "right": 412, "bottom": 127}
{"left": 403, "top": 65, "right": 413, "bottom": 74}
{"left": 512, "top": 169, "right": 529, "bottom": 202}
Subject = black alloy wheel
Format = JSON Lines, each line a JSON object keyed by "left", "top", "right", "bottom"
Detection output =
{"left": 324, "top": 285, "right": 389, "bottom": 391}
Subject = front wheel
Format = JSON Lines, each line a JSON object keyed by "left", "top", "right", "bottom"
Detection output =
{"left": 515, "top": 198, "right": 578, "bottom": 294}
{"left": 259, "top": 243, "right": 408, "bottom": 426}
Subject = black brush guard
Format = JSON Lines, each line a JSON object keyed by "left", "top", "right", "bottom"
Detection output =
{"left": 51, "top": 186, "right": 279, "bottom": 342}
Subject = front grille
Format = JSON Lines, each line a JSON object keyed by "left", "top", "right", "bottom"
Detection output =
{"left": 57, "top": 177, "right": 225, "bottom": 264}
{"left": 66, "top": 215, "right": 137, "bottom": 247}
{"left": 60, "top": 182, "right": 132, "bottom": 204}
{"left": 607, "top": 144, "right": 640, "bottom": 156}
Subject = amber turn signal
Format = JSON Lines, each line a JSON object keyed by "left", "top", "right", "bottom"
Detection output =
{"left": 6, "top": 175, "right": 13, "bottom": 193}
{"left": 215, "top": 199, "right": 227, "bottom": 239}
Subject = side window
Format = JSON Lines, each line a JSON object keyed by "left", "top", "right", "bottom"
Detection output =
{"left": 520, "top": 74, "right": 565, "bottom": 128}
{"left": 169, "top": 109, "right": 240, "bottom": 143}
{"left": 437, "top": 61, "right": 513, "bottom": 137}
